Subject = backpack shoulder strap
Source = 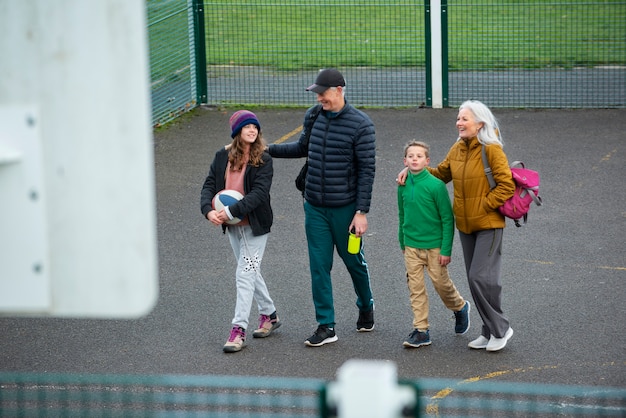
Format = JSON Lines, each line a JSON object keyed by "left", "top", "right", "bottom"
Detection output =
{"left": 303, "top": 104, "right": 323, "bottom": 147}
{"left": 481, "top": 145, "right": 497, "bottom": 190}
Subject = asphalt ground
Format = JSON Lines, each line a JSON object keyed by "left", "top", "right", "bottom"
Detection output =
{"left": 1, "top": 106, "right": 624, "bottom": 388}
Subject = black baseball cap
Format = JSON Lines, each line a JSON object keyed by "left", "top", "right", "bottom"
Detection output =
{"left": 306, "top": 68, "right": 346, "bottom": 93}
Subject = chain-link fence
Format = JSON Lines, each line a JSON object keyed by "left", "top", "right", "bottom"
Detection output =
{"left": 147, "top": 0, "right": 626, "bottom": 125}
{"left": 148, "top": 0, "right": 199, "bottom": 128}
{"left": 1, "top": 372, "right": 625, "bottom": 417}
{"left": 446, "top": 1, "right": 626, "bottom": 108}
{"left": 202, "top": 1, "right": 427, "bottom": 109}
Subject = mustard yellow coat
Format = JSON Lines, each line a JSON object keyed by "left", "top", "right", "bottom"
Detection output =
{"left": 428, "top": 136, "right": 515, "bottom": 234}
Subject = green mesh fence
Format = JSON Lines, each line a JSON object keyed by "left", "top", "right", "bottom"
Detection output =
{"left": 416, "top": 378, "right": 626, "bottom": 417}
{"left": 1, "top": 373, "right": 625, "bottom": 417}
{"left": 445, "top": 1, "right": 626, "bottom": 108}
{"left": 146, "top": 0, "right": 626, "bottom": 125}
{"left": 203, "top": 0, "right": 426, "bottom": 108}
{"left": 0, "top": 372, "right": 324, "bottom": 417}
{"left": 148, "top": 0, "right": 199, "bottom": 127}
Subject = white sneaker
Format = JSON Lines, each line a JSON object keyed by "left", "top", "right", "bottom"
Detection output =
{"left": 486, "top": 327, "right": 514, "bottom": 352}
{"left": 468, "top": 334, "right": 490, "bottom": 349}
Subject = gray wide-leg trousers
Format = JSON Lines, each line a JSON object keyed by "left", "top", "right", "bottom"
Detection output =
{"left": 459, "top": 228, "right": 510, "bottom": 339}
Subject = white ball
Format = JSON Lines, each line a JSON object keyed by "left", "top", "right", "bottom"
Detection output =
{"left": 212, "top": 189, "right": 244, "bottom": 225}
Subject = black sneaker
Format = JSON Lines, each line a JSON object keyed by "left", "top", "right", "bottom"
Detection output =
{"left": 403, "top": 329, "right": 431, "bottom": 348}
{"left": 356, "top": 309, "right": 375, "bottom": 332}
{"left": 304, "top": 325, "right": 338, "bottom": 347}
{"left": 454, "top": 301, "right": 471, "bottom": 335}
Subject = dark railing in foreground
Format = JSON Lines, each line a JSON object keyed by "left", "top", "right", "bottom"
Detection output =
{"left": 1, "top": 372, "right": 624, "bottom": 417}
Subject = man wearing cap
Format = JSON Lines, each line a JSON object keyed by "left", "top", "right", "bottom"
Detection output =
{"left": 268, "top": 68, "right": 376, "bottom": 347}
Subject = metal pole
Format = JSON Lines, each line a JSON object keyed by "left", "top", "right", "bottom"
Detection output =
{"left": 430, "top": 0, "right": 443, "bottom": 108}
{"left": 192, "top": 0, "right": 207, "bottom": 104}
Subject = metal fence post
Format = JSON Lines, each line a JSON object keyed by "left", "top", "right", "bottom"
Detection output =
{"left": 425, "top": 0, "right": 432, "bottom": 107}
{"left": 441, "top": 0, "right": 448, "bottom": 107}
{"left": 429, "top": 0, "right": 444, "bottom": 108}
{"left": 192, "top": 0, "right": 207, "bottom": 104}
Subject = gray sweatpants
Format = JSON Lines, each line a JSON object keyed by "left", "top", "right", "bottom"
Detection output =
{"left": 459, "top": 229, "right": 510, "bottom": 339}
{"left": 227, "top": 225, "right": 276, "bottom": 330}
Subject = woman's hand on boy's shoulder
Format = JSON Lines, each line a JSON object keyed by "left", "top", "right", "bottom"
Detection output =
{"left": 396, "top": 167, "right": 409, "bottom": 185}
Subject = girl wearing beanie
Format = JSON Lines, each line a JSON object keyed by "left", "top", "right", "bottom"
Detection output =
{"left": 200, "top": 110, "right": 281, "bottom": 353}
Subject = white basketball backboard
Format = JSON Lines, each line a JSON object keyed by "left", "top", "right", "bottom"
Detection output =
{"left": 0, "top": 0, "right": 158, "bottom": 317}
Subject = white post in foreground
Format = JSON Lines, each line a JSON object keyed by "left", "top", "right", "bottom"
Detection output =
{"left": 326, "top": 359, "right": 417, "bottom": 418}
{"left": 0, "top": 0, "right": 157, "bottom": 318}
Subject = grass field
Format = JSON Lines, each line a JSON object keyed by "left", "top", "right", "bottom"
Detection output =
{"left": 201, "top": 0, "right": 626, "bottom": 70}
{"left": 147, "top": 0, "right": 626, "bottom": 80}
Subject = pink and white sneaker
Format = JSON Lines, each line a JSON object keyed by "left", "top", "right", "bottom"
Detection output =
{"left": 252, "top": 312, "right": 281, "bottom": 338}
{"left": 223, "top": 326, "right": 246, "bottom": 353}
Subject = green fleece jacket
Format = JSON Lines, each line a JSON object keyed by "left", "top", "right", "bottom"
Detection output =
{"left": 398, "top": 169, "right": 455, "bottom": 256}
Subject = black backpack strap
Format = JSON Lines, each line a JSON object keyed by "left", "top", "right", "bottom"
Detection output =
{"left": 303, "top": 104, "right": 323, "bottom": 148}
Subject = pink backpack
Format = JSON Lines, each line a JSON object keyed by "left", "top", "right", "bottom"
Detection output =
{"left": 481, "top": 147, "right": 543, "bottom": 227}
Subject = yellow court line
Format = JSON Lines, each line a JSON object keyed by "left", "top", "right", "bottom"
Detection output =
{"left": 600, "top": 266, "right": 626, "bottom": 271}
{"left": 525, "top": 260, "right": 626, "bottom": 270}
{"left": 592, "top": 148, "right": 616, "bottom": 170}
{"left": 600, "top": 148, "right": 617, "bottom": 162}
{"left": 273, "top": 126, "right": 302, "bottom": 144}
{"left": 524, "top": 259, "right": 555, "bottom": 265}
{"left": 425, "top": 362, "right": 625, "bottom": 417}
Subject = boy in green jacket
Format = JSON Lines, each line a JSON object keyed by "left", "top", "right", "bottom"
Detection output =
{"left": 398, "top": 141, "right": 470, "bottom": 348}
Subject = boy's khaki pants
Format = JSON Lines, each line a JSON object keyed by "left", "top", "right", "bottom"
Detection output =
{"left": 404, "top": 247, "right": 465, "bottom": 330}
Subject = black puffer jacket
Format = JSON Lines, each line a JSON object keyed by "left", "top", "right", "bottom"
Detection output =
{"left": 200, "top": 147, "right": 273, "bottom": 236}
{"left": 269, "top": 102, "right": 376, "bottom": 211}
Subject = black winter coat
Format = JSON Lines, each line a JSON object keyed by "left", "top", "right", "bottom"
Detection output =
{"left": 269, "top": 102, "right": 376, "bottom": 211}
{"left": 200, "top": 147, "right": 273, "bottom": 236}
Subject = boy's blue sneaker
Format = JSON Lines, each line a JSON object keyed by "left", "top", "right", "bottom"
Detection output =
{"left": 403, "top": 329, "right": 431, "bottom": 348}
{"left": 454, "top": 301, "right": 471, "bottom": 335}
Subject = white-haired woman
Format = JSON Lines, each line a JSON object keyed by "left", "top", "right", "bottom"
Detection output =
{"left": 398, "top": 100, "right": 515, "bottom": 351}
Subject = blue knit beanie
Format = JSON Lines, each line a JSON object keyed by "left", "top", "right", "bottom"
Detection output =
{"left": 229, "top": 110, "right": 261, "bottom": 138}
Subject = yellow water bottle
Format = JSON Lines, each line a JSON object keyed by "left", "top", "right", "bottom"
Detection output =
{"left": 348, "top": 231, "right": 361, "bottom": 255}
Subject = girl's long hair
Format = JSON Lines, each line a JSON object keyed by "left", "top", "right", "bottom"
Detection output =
{"left": 227, "top": 131, "right": 266, "bottom": 170}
